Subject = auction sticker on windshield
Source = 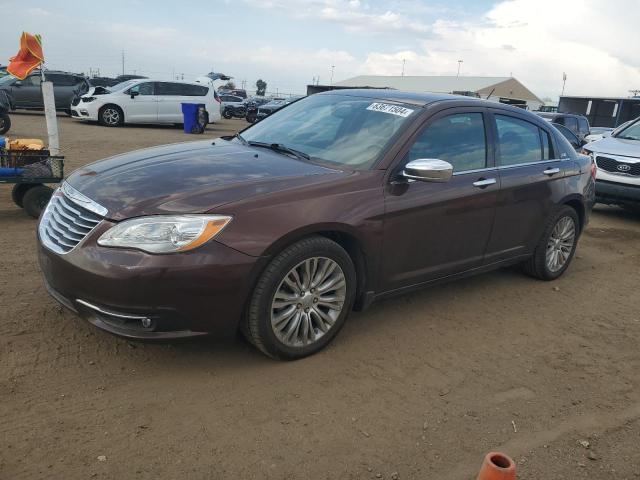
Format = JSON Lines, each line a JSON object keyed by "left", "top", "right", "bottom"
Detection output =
{"left": 366, "top": 103, "right": 414, "bottom": 118}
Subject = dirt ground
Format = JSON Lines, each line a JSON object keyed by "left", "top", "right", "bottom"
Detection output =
{"left": 1, "top": 112, "right": 639, "bottom": 480}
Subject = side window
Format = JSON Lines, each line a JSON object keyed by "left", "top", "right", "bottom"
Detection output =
{"left": 563, "top": 117, "right": 578, "bottom": 133}
{"left": 156, "top": 82, "right": 185, "bottom": 96}
{"left": 495, "top": 115, "right": 542, "bottom": 166}
{"left": 540, "top": 129, "right": 554, "bottom": 159}
{"left": 23, "top": 75, "right": 42, "bottom": 87}
{"left": 407, "top": 112, "right": 487, "bottom": 172}
{"left": 48, "top": 74, "right": 77, "bottom": 86}
{"left": 130, "top": 82, "right": 154, "bottom": 95}
{"left": 578, "top": 117, "right": 589, "bottom": 134}
{"left": 181, "top": 84, "right": 208, "bottom": 96}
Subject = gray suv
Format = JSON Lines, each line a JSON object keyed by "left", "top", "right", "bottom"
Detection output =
{"left": 0, "top": 71, "right": 90, "bottom": 114}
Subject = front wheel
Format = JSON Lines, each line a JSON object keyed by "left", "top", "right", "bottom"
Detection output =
{"left": 243, "top": 236, "right": 357, "bottom": 360}
{"left": 99, "top": 105, "right": 124, "bottom": 127}
{"left": 0, "top": 112, "right": 10, "bottom": 134}
{"left": 222, "top": 109, "right": 233, "bottom": 120}
{"left": 523, "top": 206, "right": 579, "bottom": 280}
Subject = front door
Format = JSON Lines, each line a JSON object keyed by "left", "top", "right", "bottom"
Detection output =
{"left": 122, "top": 82, "right": 158, "bottom": 123}
{"left": 11, "top": 74, "right": 42, "bottom": 108}
{"left": 380, "top": 109, "right": 499, "bottom": 292}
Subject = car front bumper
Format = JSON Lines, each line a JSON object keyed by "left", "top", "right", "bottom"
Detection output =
{"left": 595, "top": 180, "right": 640, "bottom": 204}
{"left": 38, "top": 222, "right": 264, "bottom": 340}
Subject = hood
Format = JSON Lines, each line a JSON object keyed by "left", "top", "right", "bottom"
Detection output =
{"left": 66, "top": 140, "right": 344, "bottom": 220}
{"left": 586, "top": 135, "right": 640, "bottom": 158}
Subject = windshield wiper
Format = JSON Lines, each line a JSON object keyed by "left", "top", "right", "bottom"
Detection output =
{"left": 234, "top": 133, "right": 248, "bottom": 145}
{"left": 247, "top": 141, "right": 310, "bottom": 161}
{"left": 616, "top": 135, "right": 639, "bottom": 141}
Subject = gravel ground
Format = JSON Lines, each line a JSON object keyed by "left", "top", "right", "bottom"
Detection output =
{"left": 1, "top": 112, "right": 639, "bottom": 479}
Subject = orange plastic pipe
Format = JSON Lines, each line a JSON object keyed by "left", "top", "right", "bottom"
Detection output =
{"left": 476, "top": 452, "right": 516, "bottom": 480}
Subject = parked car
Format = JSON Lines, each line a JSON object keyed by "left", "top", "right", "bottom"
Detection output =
{"left": 38, "top": 90, "right": 595, "bottom": 359}
{"left": 537, "top": 112, "right": 591, "bottom": 143}
{"left": 0, "top": 90, "right": 13, "bottom": 134}
{"left": 245, "top": 96, "right": 271, "bottom": 123}
{"left": 551, "top": 123, "right": 584, "bottom": 150}
{"left": 70, "top": 79, "right": 222, "bottom": 126}
{"left": 256, "top": 96, "right": 303, "bottom": 121}
{"left": 581, "top": 117, "right": 640, "bottom": 213}
{"left": 0, "top": 70, "right": 90, "bottom": 114}
{"left": 219, "top": 94, "right": 245, "bottom": 119}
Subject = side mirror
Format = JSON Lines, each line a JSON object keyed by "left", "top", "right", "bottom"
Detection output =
{"left": 130, "top": 90, "right": 139, "bottom": 99}
{"left": 402, "top": 159, "right": 453, "bottom": 182}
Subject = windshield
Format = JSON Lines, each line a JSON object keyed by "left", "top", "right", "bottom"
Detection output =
{"left": 614, "top": 118, "right": 640, "bottom": 141}
{"left": 107, "top": 80, "right": 138, "bottom": 92}
{"left": 241, "top": 94, "right": 417, "bottom": 169}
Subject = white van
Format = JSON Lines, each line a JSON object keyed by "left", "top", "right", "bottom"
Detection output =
{"left": 71, "top": 79, "right": 222, "bottom": 126}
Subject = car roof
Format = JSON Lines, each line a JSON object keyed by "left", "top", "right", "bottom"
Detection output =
{"left": 128, "top": 79, "right": 210, "bottom": 87}
{"left": 537, "top": 112, "right": 586, "bottom": 119}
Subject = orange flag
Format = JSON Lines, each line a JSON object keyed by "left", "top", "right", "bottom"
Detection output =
{"left": 7, "top": 32, "right": 44, "bottom": 80}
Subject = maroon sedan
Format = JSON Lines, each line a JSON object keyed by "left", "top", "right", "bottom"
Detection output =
{"left": 38, "top": 90, "right": 595, "bottom": 359}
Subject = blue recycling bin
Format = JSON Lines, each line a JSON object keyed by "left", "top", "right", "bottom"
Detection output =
{"left": 181, "top": 103, "right": 206, "bottom": 134}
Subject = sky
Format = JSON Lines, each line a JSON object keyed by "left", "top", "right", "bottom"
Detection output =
{"left": 0, "top": 0, "right": 638, "bottom": 101}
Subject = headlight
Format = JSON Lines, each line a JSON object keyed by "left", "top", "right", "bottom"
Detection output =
{"left": 97, "top": 215, "right": 232, "bottom": 254}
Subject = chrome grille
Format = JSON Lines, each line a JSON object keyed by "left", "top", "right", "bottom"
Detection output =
{"left": 595, "top": 155, "right": 640, "bottom": 176}
{"left": 39, "top": 185, "right": 105, "bottom": 254}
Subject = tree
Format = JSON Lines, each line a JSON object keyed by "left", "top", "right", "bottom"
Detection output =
{"left": 256, "top": 79, "right": 267, "bottom": 96}
{"left": 223, "top": 80, "right": 236, "bottom": 90}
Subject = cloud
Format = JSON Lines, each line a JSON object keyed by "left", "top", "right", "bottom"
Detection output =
{"left": 359, "top": 0, "right": 640, "bottom": 98}
{"left": 241, "top": 0, "right": 430, "bottom": 35}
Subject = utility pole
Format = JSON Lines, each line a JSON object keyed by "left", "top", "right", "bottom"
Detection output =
{"left": 330, "top": 65, "right": 335, "bottom": 85}
{"left": 561, "top": 72, "right": 567, "bottom": 96}
{"left": 121, "top": 49, "right": 125, "bottom": 76}
{"left": 457, "top": 59, "right": 463, "bottom": 78}
{"left": 401, "top": 59, "right": 406, "bottom": 77}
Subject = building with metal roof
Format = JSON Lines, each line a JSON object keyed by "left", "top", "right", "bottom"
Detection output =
{"left": 310, "top": 75, "right": 543, "bottom": 111}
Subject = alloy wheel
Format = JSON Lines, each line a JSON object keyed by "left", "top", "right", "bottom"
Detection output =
{"left": 545, "top": 216, "right": 576, "bottom": 272}
{"left": 271, "top": 257, "right": 346, "bottom": 348}
{"left": 103, "top": 108, "right": 120, "bottom": 125}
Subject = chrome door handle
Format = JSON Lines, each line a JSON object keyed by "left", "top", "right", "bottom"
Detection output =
{"left": 543, "top": 167, "right": 560, "bottom": 176}
{"left": 473, "top": 178, "right": 497, "bottom": 188}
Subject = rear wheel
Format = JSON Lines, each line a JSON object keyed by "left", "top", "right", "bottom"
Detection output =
{"left": 22, "top": 185, "right": 53, "bottom": 218}
{"left": 0, "top": 112, "right": 10, "bottom": 134}
{"left": 243, "top": 236, "right": 356, "bottom": 360}
{"left": 523, "top": 206, "right": 579, "bottom": 280}
{"left": 11, "top": 183, "right": 33, "bottom": 208}
{"left": 99, "top": 105, "right": 124, "bottom": 127}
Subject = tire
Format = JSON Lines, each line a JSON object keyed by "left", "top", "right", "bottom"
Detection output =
{"left": 222, "top": 109, "right": 233, "bottom": 120}
{"left": 11, "top": 183, "right": 33, "bottom": 208}
{"left": 0, "top": 113, "right": 10, "bottom": 134}
{"left": 22, "top": 185, "right": 53, "bottom": 218}
{"left": 523, "top": 205, "right": 580, "bottom": 281}
{"left": 99, "top": 105, "right": 124, "bottom": 127}
{"left": 243, "top": 236, "right": 357, "bottom": 360}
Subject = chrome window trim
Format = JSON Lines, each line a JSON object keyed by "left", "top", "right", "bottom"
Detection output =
{"left": 497, "top": 158, "right": 562, "bottom": 170}
{"left": 452, "top": 167, "right": 497, "bottom": 176}
{"left": 76, "top": 299, "right": 150, "bottom": 321}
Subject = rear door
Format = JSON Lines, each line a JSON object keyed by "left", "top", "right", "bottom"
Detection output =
{"left": 11, "top": 74, "right": 42, "bottom": 107}
{"left": 122, "top": 81, "right": 158, "bottom": 123}
{"left": 381, "top": 107, "right": 499, "bottom": 291}
{"left": 156, "top": 82, "right": 188, "bottom": 123}
{"left": 484, "top": 111, "right": 570, "bottom": 262}
{"left": 47, "top": 73, "right": 80, "bottom": 109}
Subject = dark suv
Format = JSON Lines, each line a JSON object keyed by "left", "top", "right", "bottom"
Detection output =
{"left": 536, "top": 112, "right": 591, "bottom": 143}
{"left": 0, "top": 70, "right": 90, "bottom": 113}
{"left": 38, "top": 90, "right": 595, "bottom": 359}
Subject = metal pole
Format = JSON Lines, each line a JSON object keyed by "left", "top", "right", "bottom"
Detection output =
{"left": 401, "top": 59, "right": 406, "bottom": 77}
{"left": 457, "top": 60, "right": 463, "bottom": 78}
{"left": 561, "top": 72, "right": 567, "bottom": 96}
{"left": 330, "top": 65, "right": 335, "bottom": 85}
{"left": 121, "top": 49, "right": 125, "bottom": 76}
